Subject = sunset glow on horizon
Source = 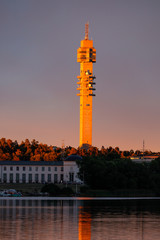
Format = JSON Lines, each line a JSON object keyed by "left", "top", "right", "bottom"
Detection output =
{"left": 1, "top": 0, "right": 160, "bottom": 151}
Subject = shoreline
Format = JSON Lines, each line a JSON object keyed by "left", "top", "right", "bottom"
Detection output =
{"left": 0, "top": 196, "right": 160, "bottom": 200}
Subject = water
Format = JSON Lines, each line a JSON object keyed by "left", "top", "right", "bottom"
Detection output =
{"left": 0, "top": 198, "right": 160, "bottom": 240}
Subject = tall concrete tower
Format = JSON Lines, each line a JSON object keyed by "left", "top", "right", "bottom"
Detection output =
{"left": 77, "top": 23, "right": 96, "bottom": 148}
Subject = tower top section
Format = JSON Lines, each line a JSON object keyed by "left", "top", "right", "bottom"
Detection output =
{"left": 77, "top": 23, "right": 96, "bottom": 63}
{"left": 85, "top": 22, "right": 89, "bottom": 40}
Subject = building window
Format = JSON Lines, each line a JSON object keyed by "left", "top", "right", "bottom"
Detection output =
{"left": 29, "top": 174, "right": 32, "bottom": 183}
{"left": 3, "top": 173, "right": 7, "bottom": 183}
{"left": 16, "top": 166, "right": 19, "bottom": 171}
{"left": 23, "top": 167, "right": 25, "bottom": 171}
{"left": 29, "top": 167, "right": 32, "bottom": 171}
{"left": 60, "top": 174, "right": 63, "bottom": 182}
{"left": 54, "top": 174, "right": 58, "bottom": 183}
{"left": 55, "top": 167, "right": 57, "bottom": 171}
{"left": 69, "top": 173, "right": 74, "bottom": 182}
{"left": 36, "top": 167, "right": 38, "bottom": 171}
{"left": 22, "top": 174, "right": 26, "bottom": 183}
{"left": 41, "top": 174, "right": 45, "bottom": 183}
{"left": 16, "top": 173, "right": 19, "bottom": 183}
{"left": 4, "top": 166, "right": 6, "bottom": 171}
{"left": 48, "top": 174, "right": 51, "bottom": 183}
{"left": 42, "top": 167, "right": 45, "bottom": 171}
{"left": 61, "top": 167, "right": 63, "bottom": 172}
{"left": 10, "top": 173, "right": 13, "bottom": 183}
{"left": 35, "top": 174, "right": 39, "bottom": 183}
{"left": 10, "top": 166, "right": 13, "bottom": 171}
{"left": 48, "top": 167, "right": 51, "bottom": 171}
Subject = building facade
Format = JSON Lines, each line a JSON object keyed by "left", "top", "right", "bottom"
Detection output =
{"left": 0, "top": 156, "right": 82, "bottom": 184}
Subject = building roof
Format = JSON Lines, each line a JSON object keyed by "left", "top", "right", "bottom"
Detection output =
{"left": 0, "top": 161, "right": 63, "bottom": 166}
{"left": 65, "top": 155, "right": 82, "bottom": 162}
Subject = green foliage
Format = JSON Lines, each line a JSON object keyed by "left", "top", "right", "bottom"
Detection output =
{"left": 77, "top": 156, "right": 160, "bottom": 193}
{"left": 61, "top": 187, "right": 74, "bottom": 195}
{"left": 41, "top": 184, "right": 74, "bottom": 196}
{"left": 80, "top": 185, "right": 89, "bottom": 193}
{"left": 41, "top": 184, "right": 61, "bottom": 196}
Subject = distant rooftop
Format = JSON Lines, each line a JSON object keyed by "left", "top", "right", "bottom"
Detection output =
{"left": 0, "top": 161, "right": 63, "bottom": 166}
{"left": 131, "top": 155, "right": 159, "bottom": 163}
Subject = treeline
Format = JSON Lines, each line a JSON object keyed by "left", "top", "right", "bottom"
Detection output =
{"left": 0, "top": 138, "right": 159, "bottom": 161}
{"left": 77, "top": 156, "right": 160, "bottom": 194}
{"left": 0, "top": 138, "right": 74, "bottom": 161}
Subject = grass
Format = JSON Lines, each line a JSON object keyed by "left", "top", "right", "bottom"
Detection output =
{"left": 0, "top": 183, "right": 82, "bottom": 195}
{"left": 0, "top": 183, "right": 44, "bottom": 194}
{"left": 0, "top": 183, "right": 157, "bottom": 197}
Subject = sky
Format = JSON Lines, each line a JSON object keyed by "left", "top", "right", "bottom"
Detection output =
{"left": 0, "top": 0, "right": 160, "bottom": 151}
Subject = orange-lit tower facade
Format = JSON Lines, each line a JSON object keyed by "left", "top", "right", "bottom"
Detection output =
{"left": 77, "top": 23, "right": 96, "bottom": 148}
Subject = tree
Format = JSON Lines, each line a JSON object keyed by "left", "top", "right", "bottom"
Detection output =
{"left": 41, "top": 184, "right": 61, "bottom": 196}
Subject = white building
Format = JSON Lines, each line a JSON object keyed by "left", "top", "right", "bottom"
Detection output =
{"left": 0, "top": 155, "right": 83, "bottom": 184}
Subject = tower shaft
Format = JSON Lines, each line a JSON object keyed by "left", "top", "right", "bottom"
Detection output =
{"left": 77, "top": 24, "right": 96, "bottom": 148}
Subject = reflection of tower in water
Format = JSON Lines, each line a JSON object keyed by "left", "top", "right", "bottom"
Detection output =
{"left": 78, "top": 206, "right": 91, "bottom": 240}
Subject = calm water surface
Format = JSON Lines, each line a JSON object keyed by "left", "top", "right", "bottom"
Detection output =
{"left": 0, "top": 198, "right": 160, "bottom": 240}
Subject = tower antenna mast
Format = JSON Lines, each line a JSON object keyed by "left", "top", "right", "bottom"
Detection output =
{"left": 85, "top": 22, "right": 89, "bottom": 40}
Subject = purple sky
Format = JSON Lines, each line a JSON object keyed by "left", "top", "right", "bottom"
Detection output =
{"left": 1, "top": 0, "right": 160, "bottom": 151}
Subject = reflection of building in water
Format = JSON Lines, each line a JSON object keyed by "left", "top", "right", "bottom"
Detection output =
{"left": 0, "top": 200, "right": 160, "bottom": 240}
{"left": 79, "top": 206, "right": 91, "bottom": 240}
{"left": 0, "top": 199, "right": 80, "bottom": 240}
